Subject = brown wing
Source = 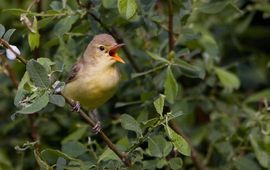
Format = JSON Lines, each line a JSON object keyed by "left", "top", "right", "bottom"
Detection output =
{"left": 66, "top": 60, "right": 82, "bottom": 83}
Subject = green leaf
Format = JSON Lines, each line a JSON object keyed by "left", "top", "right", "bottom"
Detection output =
{"left": 244, "top": 89, "right": 270, "bottom": 103}
{"left": 0, "top": 24, "right": 5, "bottom": 38}
{"left": 166, "top": 127, "right": 191, "bottom": 156}
{"left": 249, "top": 131, "right": 270, "bottom": 168}
{"left": 147, "top": 51, "right": 169, "bottom": 63}
{"left": 17, "top": 92, "right": 49, "bottom": 114}
{"left": 2, "top": 8, "right": 28, "bottom": 16}
{"left": 174, "top": 58, "right": 205, "bottom": 79}
{"left": 37, "top": 57, "right": 55, "bottom": 73}
{"left": 164, "top": 67, "right": 178, "bottom": 104}
{"left": 62, "top": 125, "right": 88, "bottom": 144}
{"left": 53, "top": 15, "right": 79, "bottom": 36}
{"left": 215, "top": 67, "right": 240, "bottom": 92}
{"left": 98, "top": 148, "right": 120, "bottom": 162}
{"left": 56, "top": 157, "right": 66, "bottom": 170}
{"left": 34, "top": 150, "right": 52, "bottom": 170}
{"left": 62, "top": 141, "right": 87, "bottom": 158}
{"left": 27, "top": 59, "right": 50, "bottom": 88}
{"left": 197, "top": 1, "right": 229, "bottom": 14}
{"left": 28, "top": 17, "right": 40, "bottom": 50}
{"left": 154, "top": 94, "right": 165, "bottom": 116}
{"left": 118, "top": 0, "right": 138, "bottom": 20}
{"left": 234, "top": 157, "right": 261, "bottom": 170}
{"left": 168, "top": 157, "right": 183, "bottom": 170}
{"left": 102, "top": 0, "right": 117, "bottom": 8}
{"left": 3, "top": 28, "right": 16, "bottom": 42}
{"left": 147, "top": 135, "right": 172, "bottom": 158}
{"left": 120, "top": 114, "right": 142, "bottom": 136}
{"left": 49, "top": 94, "right": 65, "bottom": 107}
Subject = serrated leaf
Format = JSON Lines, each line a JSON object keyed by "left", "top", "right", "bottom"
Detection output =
{"left": 118, "top": 0, "right": 138, "bottom": 20}
{"left": 166, "top": 127, "right": 191, "bottom": 156}
{"left": 215, "top": 67, "right": 240, "bottom": 92}
{"left": 164, "top": 67, "right": 178, "bottom": 104}
{"left": 53, "top": 15, "right": 79, "bottom": 36}
{"left": 27, "top": 59, "right": 50, "bottom": 88}
{"left": 154, "top": 94, "right": 165, "bottom": 116}
{"left": 49, "top": 94, "right": 65, "bottom": 107}
{"left": 62, "top": 141, "right": 87, "bottom": 158}
{"left": 3, "top": 29, "right": 16, "bottom": 42}
{"left": 0, "top": 24, "right": 5, "bottom": 38}
{"left": 62, "top": 125, "right": 88, "bottom": 144}
{"left": 120, "top": 114, "right": 142, "bottom": 136}
{"left": 17, "top": 92, "right": 49, "bottom": 114}
{"left": 174, "top": 58, "right": 205, "bottom": 79}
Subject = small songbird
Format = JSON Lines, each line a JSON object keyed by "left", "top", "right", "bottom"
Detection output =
{"left": 63, "top": 34, "right": 125, "bottom": 131}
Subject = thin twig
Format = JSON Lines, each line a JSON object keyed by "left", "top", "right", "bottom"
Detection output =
{"left": 168, "top": 0, "right": 174, "bottom": 52}
{"left": 76, "top": 0, "right": 141, "bottom": 72}
{"left": 0, "top": 39, "right": 27, "bottom": 64}
{"left": 0, "top": 51, "right": 40, "bottom": 150}
{"left": 169, "top": 121, "right": 208, "bottom": 170}
{"left": 62, "top": 94, "right": 131, "bottom": 167}
{"left": 0, "top": 55, "right": 19, "bottom": 87}
{"left": 2, "top": 39, "right": 131, "bottom": 167}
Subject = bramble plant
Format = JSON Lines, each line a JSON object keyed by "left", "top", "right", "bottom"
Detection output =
{"left": 0, "top": 0, "right": 270, "bottom": 169}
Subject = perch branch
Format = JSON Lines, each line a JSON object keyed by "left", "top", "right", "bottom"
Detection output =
{"left": 168, "top": 0, "right": 174, "bottom": 52}
{"left": 1, "top": 39, "right": 131, "bottom": 167}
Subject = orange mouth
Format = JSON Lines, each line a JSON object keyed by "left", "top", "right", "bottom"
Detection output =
{"left": 109, "top": 43, "right": 125, "bottom": 63}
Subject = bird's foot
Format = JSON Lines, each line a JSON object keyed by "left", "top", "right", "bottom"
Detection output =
{"left": 71, "top": 101, "right": 81, "bottom": 112}
{"left": 92, "top": 121, "right": 101, "bottom": 134}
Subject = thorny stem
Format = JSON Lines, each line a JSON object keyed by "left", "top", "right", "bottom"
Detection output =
{"left": 1, "top": 39, "right": 131, "bottom": 167}
{"left": 76, "top": 0, "right": 141, "bottom": 72}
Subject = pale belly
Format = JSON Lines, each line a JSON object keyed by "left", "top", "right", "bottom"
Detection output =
{"left": 64, "top": 67, "right": 120, "bottom": 110}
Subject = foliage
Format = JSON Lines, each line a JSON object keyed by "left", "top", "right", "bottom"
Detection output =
{"left": 0, "top": 0, "right": 270, "bottom": 169}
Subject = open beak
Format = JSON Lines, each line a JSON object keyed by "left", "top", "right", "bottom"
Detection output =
{"left": 109, "top": 43, "right": 125, "bottom": 63}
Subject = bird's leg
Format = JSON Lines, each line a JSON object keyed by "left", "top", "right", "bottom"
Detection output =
{"left": 71, "top": 101, "right": 81, "bottom": 112}
{"left": 89, "top": 109, "right": 101, "bottom": 134}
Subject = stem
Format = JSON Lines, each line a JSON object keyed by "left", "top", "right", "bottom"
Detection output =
{"left": 1, "top": 39, "right": 131, "bottom": 167}
{"left": 0, "top": 39, "right": 27, "bottom": 64}
{"left": 168, "top": 0, "right": 174, "bottom": 52}
{"left": 169, "top": 121, "right": 208, "bottom": 170}
{"left": 0, "top": 52, "right": 40, "bottom": 150}
{"left": 62, "top": 94, "right": 131, "bottom": 167}
{"left": 76, "top": 0, "right": 141, "bottom": 72}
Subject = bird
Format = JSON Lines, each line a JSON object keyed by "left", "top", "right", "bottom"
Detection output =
{"left": 63, "top": 34, "right": 125, "bottom": 132}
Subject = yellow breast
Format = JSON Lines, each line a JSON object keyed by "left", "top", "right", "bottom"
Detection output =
{"left": 63, "top": 65, "right": 120, "bottom": 110}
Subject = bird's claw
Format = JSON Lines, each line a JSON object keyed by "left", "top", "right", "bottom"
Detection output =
{"left": 72, "top": 101, "right": 81, "bottom": 112}
{"left": 92, "top": 121, "right": 101, "bottom": 134}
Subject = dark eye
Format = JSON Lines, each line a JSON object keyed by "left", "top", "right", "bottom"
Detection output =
{"left": 99, "top": 46, "right": 105, "bottom": 51}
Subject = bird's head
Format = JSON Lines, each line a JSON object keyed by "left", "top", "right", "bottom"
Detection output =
{"left": 84, "top": 34, "right": 125, "bottom": 65}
